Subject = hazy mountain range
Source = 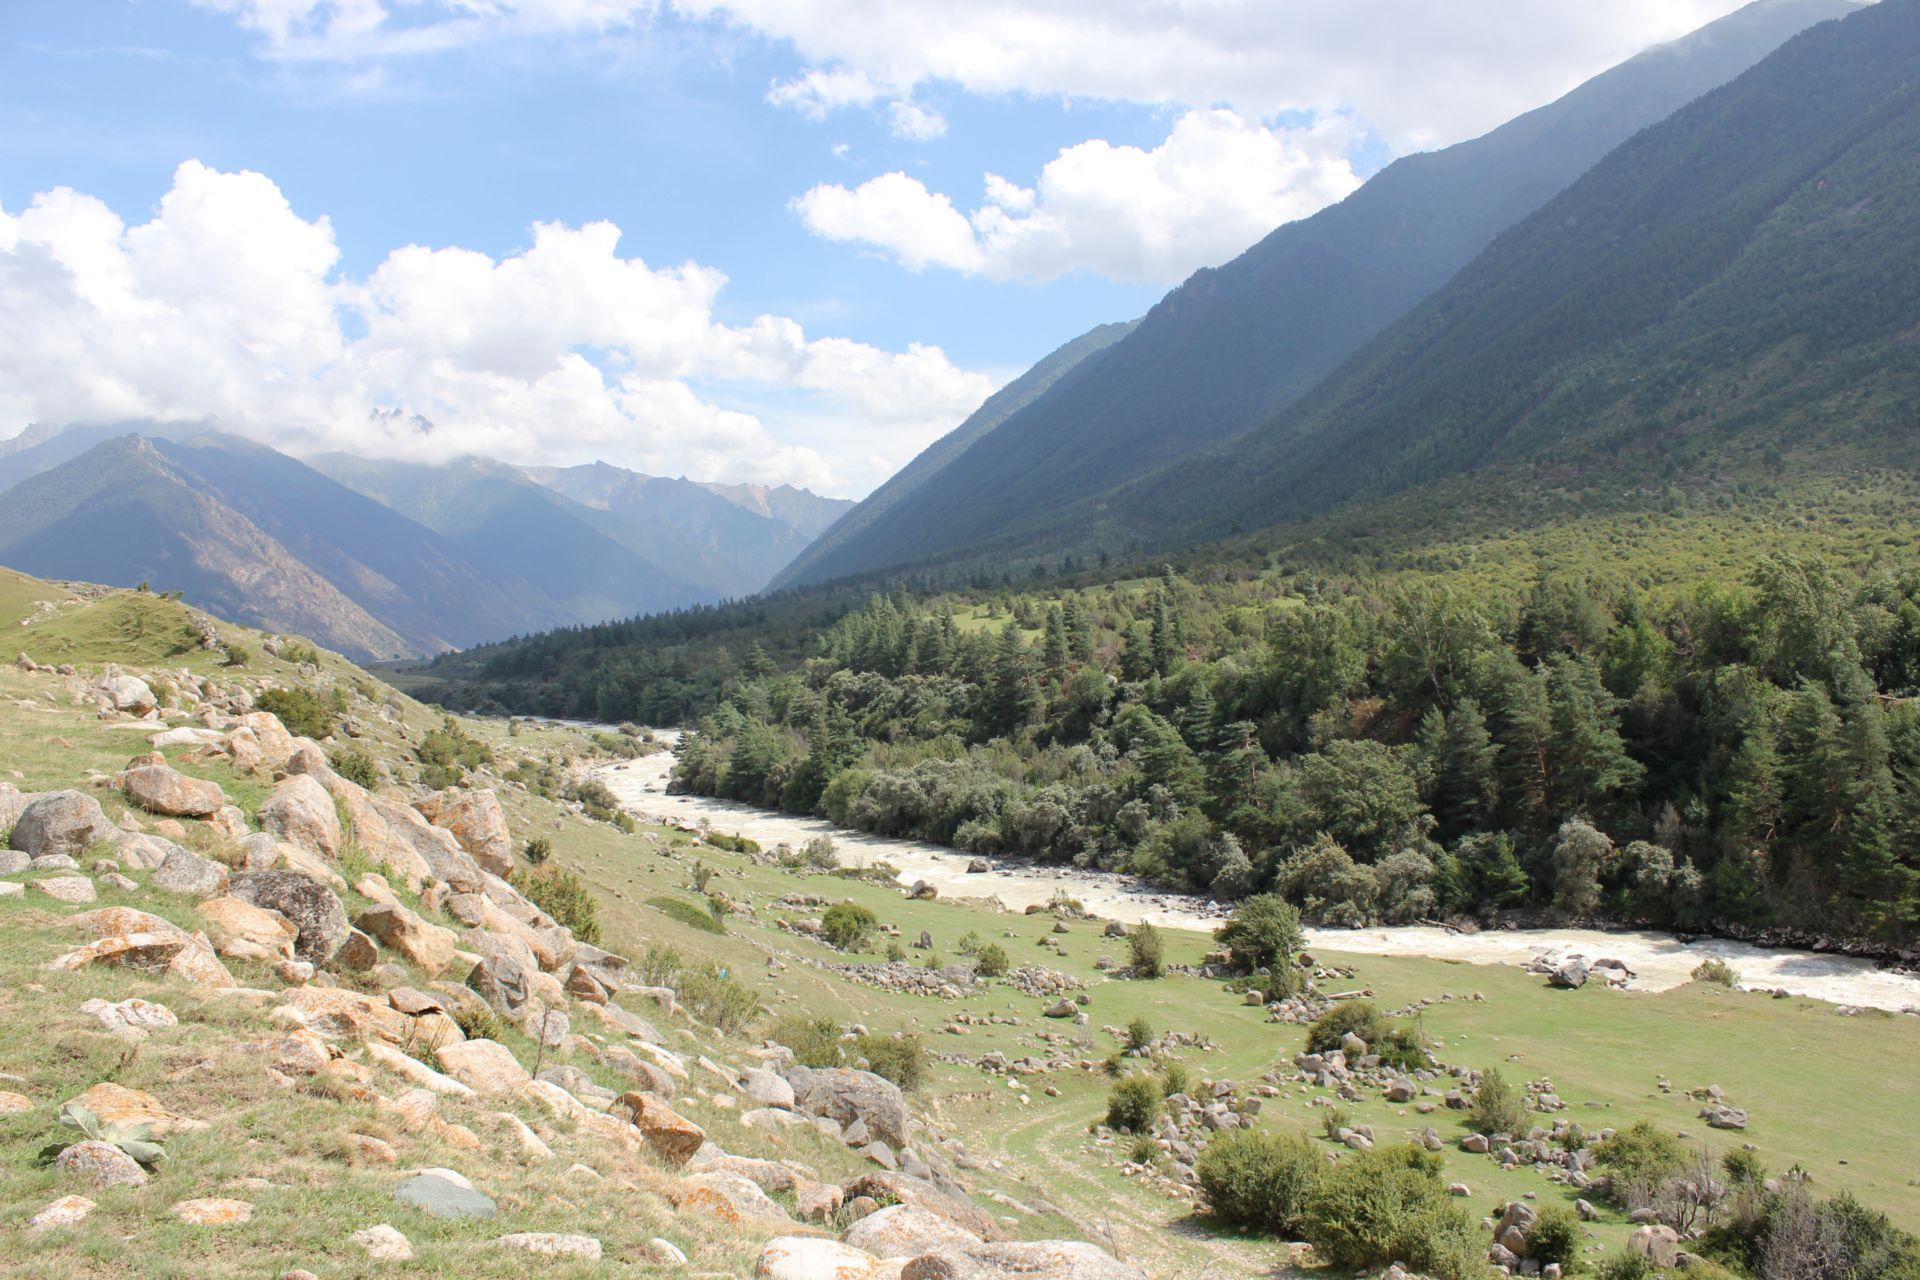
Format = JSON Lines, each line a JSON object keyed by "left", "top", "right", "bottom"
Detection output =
{"left": 0, "top": 424, "right": 850, "bottom": 660}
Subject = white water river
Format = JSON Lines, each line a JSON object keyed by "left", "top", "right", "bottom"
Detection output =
{"left": 591, "top": 730, "right": 1920, "bottom": 1014}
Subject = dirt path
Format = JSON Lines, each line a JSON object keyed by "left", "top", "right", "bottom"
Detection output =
{"left": 594, "top": 732, "right": 1920, "bottom": 1013}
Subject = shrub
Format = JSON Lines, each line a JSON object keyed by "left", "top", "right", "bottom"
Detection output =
{"left": 1128, "top": 1134, "right": 1159, "bottom": 1165}
{"left": 511, "top": 864, "right": 600, "bottom": 944}
{"left": 1527, "top": 1204, "right": 1582, "bottom": 1269}
{"left": 1723, "top": 1148, "right": 1766, "bottom": 1188}
{"left": 772, "top": 1015, "right": 844, "bottom": 1068}
{"left": 1303, "top": 1146, "right": 1481, "bottom": 1280}
{"left": 638, "top": 944, "right": 682, "bottom": 988}
{"left": 675, "top": 964, "right": 759, "bottom": 1033}
{"left": 1214, "top": 894, "right": 1304, "bottom": 974}
{"left": 1596, "top": 1255, "right": 1657, "bottom": 1280}
{"left": 1160, "top": 1061, "right": 1192, "bottom": 1099}
{"left": 222, "top": 643, "right": 251, "bottom": 667}
{"left": 452, "top": 1003, "right": 506, "bottom": 1043}
{"left": 803, "top": 836, "right": 840, "bottom": 870}
{"left": 1105, "top": 1075, "right": 1163, "bottom": 1133}
{"left": 1595, "top": 1121, "right": 1688, "bottom": 1210}
{"left": 1196, "top": 1128, "right": 1322, "bottom": 1236}
{"left": 885, "top": 940, "right": 906, "bottom": 963}
{"left": 856, "top": 1033, "right": 926, "bottom": 1090}
{"left": 257, "top": 687, "right": 334, "bottom": 739}
{"left": 957, "top": 930, "right": 983, "bottom": 956}
{"left": 1306, "top": 1001, "right": 1430, "bottom": 1071}
{"left": 1128, "top": 922, "right": 1165, "bottom": 978}
{"left": 974, "top": 942, "right": 1010, "bottom": 977}
{"left": 1692, "top": 956, "right": 1739, "bottom": 987}
{"left": 523, "top": 836, "right": 552, "bottom": 866}
{"left": 647, "top": 896, "right": 726, "bottom": 935}
{"left": 705, "top": 831, "right": 761, "bottom": 855}
{"left": 822, "top": 901, "right": 879, "bottom": 951}
{"left": 329, "top": 749, "right": 380, "bottom": 789}
{"left": 1469, "top": 1068, "right": 1525, "bottom": 1137}
{"left": 418, "top": 719, "right": 494, "bottom": 789}
{"left": 1125, "top": 1016, "right": 1155, "bottom": 1052}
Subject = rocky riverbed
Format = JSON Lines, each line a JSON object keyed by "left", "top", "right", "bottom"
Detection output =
{"left": 594, "top": 731, "right": 1920, "bottom": 1014}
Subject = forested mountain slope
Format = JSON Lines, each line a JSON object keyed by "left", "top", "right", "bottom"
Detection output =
{"left": 782, "top": 0, "right": 1858, "bottom": 587}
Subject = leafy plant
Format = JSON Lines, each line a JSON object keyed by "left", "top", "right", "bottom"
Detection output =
{"left": 1468, "top": 1067, "right": 1525, "bottom": 1138}
{"left": 1105, "top": 1074, "right": 1163, "bottom": 1133}
{"left": 1214, "top": 895, "right": 1304, "bottom": 974}
{"left": 511, "top": 864, "right": 601, "bottom": 944}
{"left": 256, "top": 686, "right": 334, "bottom": 739}
{"left": 821, "top": 901, "right": 879, "bottom": 951}
{"left": 522, "top": 836, "right": 552, "bottom": 866}
{"left": 973, "top": 942, "right": 1010, "bottom": 976}
{"left": 329, "top": 748, "right": 380, "bottom": 789}
{"left": 1196, "top": 1127, "right": 1321, "bottom": 1236}
{"left": 1692, "top": 956, "right": 1739, "bottom": 987}
{"left": 1127, "top": 921, "right": 1165, "bottom": 978}
{"left": 52, "top": 1101, "right": 165, "bottom": 1165}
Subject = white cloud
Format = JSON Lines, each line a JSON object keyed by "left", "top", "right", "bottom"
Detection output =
{"left": 887, "top": 99, "right": 947, "bottom": 141}
{"left": 196, "top": 1, "right": 1758, "bottom": 153}
{"left": 0, "top": 162, "right": 991, "bottom": 495}
{"left": 795, "top": 108, "right": 1363, "bottom": 283}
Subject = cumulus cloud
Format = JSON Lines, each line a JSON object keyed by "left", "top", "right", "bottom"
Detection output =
{"left": 0, "top": 162, "right": 991, "bottom": 494}
{"left": 196, "top": 1, "right": 1755, "bottom": 152}
{"left": 794, "top": 108, "right": 1362, "bottom": 283}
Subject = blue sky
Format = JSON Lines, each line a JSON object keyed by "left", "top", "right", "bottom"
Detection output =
{"left": 0, "top": 0, "right": 1749, "bottom": 495}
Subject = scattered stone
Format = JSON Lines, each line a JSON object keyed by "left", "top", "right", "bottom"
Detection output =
{"left": 754, "top": 1237, "right": 894, "bottom": 1280}
{"left": 34, "top": 875, "right": 97, "bottom": 904}
{"left": 845, "top": 1203, "right": 984, "bottom": 1257}
{"left": 55, "top": 1140, "right": 147, "bottom": 1189}
{"left": 434, "top": 1040, "right": 532, "bottom": 1095}
{"left": 646, "top": 1238, "right": 689, "bottom": 1265}
{"left": 899, "top": 1241, "right": 1146, "bottom": 1280}
{"left": 497, "top": 1233, "right": 603, "bottom": 1260}
{"left": 151, "top": 846, "right": 230, "bottom": 899}
{"left": 355, "top": 903, "right": 458, "bottom": 975}
{"left": 350, "top": 1224, "right": 415, "bottom": 1261}
{"left": 258, "top": 774, "right": 342, "bottom": 859}
{"left": 122, "top": 765, "right": 227, "bottom": 818}
{"left": 173, "top": 1198, "right": 253, "bottom": 1226}
{"left": 394, "top": 1171, "right": 497, "bottom": 1219}
{"left": 27, "top": 1195, "right": 96, "bottom": 1231}
{"left": 80, "top": 997, "right": 177, "bottom": 1037}
{"left": 618, "top": 1091, "right": 706, "bottom": 1166}
{"left": 230, "top": 870, "right": 348, "bottom": 965}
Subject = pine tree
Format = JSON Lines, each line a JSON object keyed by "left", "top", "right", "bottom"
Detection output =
{"left": 1545, "top": 653, "right": 1643, "bottom": 819}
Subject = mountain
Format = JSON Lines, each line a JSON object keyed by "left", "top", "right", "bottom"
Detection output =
{"left": 307, "top": 454, "right": 710, "bottom": 625}
{"left": 520, "top": 462, "right": 853, "bottom": 599}
{"left": 1084, "top": 0, "right": 1920, "bottom": 552}
{"left": 780, "top": 0, "right": 1861, "bottom": 586}
{"left": 769, "top": 319, "right": 1137, "bottom": 591}
{"left": 0, "top": 434, "right": 555, "bottom": 659}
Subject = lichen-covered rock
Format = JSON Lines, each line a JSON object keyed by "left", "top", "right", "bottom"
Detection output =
{"left": 230, "top": 870, "right": 347, "bottom": 964}
{"left": 497, "top": 1233, "right": 602, "bottom": 1260}
{"left": 55, "top": 1141, "right": 147, "bottom": 1189}
{"left": 354, "top": 903, "right": 458, "bottom": 975}
{"left": 67, "top": 1082, "right": 202, "bottom": 1136}
{"left": 96, "top": 675, "right": 157, "bottom": 716}
{"left": 152, "top": 847, "right": 230, "bottom": 899}
{"left": 258, "top": 775, "right": 341, "bottom": 859}
{"left": 617, "top": 1091, "right": 705, "bottom": 1166}
{"left": 121, "top": 765, "right": 227, "bottom": 818}
{"left": 435, "top": 1040, "right": 532, "bottom": 1095}
{"left": 173, "top": 1198, "right": 253, "bottom": 1226}
{"left": 10, "top": 791, "right": 115, "bottom": 858}
{"left": 197, "top": 895, "right": 298, "bottom": 960}
{"left": 27, "top": 1194, "right": 96, "bottom": 1231}
{"left": 789, "top": 1066, "right": 911, "bottom": 1149}
{"left": 846, "top": 1204, "right": 984, "bottom": 1259}
{"left": 754, "top": 1237, "right": 899, "bottom": 1280}
{"left": 899, "top": 1242, "right": 1147, "bottom": 1280}
{"left": 33, "top": 875, "right": 97, "bottom": 904}
{"left": 414, "top": 789, "right": 514, "bottom": 877}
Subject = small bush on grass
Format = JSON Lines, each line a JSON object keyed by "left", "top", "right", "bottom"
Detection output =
{"left": 1195, "top": 1127, "right": 1321, "bottom": 1236}
{"left": 1527, "top": 1204, "right": 1582, "bottom": 1269}
{"left": 329, "top": 749, "right": 380, "bottom": 788}
{"left": 1692, "top": 957, "right": 1739, "bottom": 987}
{"left": 1595, "top": 1121, "right": 1688, "bottom": 1211}
{"left": 1106, "top": 1075, "right": 1163, "bottom": 1133}
{"left": 1213, "top": 894, "right": 1304, "bottom": 973}
{"left": 416, "top": 718, "right": 494, "bottom": 789}
{"left": 511, "top": 864, "right": 601, "bottom": 944}
{"left": 1303, "top": 1146, "right": 1481, "bottom": 1280}
{"left": 1304, "top": 1000, "right": 1428, "bottom": 1069}
{"left": 772, "top": 1015, "right": 844, "bottom": 1068}
{"left": 822, "top": 901, "right": 879, "bottom": 951}
{"left": 1125, "top": 1016, "right": 1155, "bottom": 1052}
{"left": 638, "top": 944, "right": 683, "bottom": 987}
{"left": 803, "top": 836, "right": 839, "bottom": 870}
{"left": 705, "top": 831, "right": 761, "bottom": 855}
{"left": 646, "top": 896, "right": 726, "bottom": 935}
{"left": 522, "top": 836, "right": 552, "bottom": 866}
{"left": 1469, "top": 1067, "right": 1525, "bottom": 1137}
{"left": 257, "top": 687, "right": 334, "bottom": 739}
{"left": 676, "top": 964, "right": 759, "bottom": 1033}
{"left": 1596, "top": 1255, "right": 1656, "bottom": 1280}
{"left": 452, "top": 1004, "right": 506, "bottom": 1043}
{"left": 1160, "top": 1061, "right": 1192, "bottom": 1098}
{"left": 974, "top": 942, "right": 1010, "bottom": 976}
{"left": 1128, "top": 1134, "right": 1159, "bottom": 1165}
{"left": 856, "top": 1033, "right": 926, "bottom": 1090}
{"left": 1128, "top": 922, "right": 1165, "bottom": 977}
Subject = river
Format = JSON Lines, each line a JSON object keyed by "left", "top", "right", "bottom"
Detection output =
{"left": 591, "top": 730, "right": 1920, "bottom": 1014}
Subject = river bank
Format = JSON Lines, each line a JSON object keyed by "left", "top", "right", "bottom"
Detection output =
{"left": 591, "top": 730, "right": 1920, "bottom": 1013}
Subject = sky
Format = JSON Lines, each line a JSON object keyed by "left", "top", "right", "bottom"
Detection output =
{"left": 0, "top": 0, "right": 1756, "bottom": 498}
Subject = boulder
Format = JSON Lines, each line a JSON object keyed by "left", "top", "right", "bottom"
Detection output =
{"left": 80, "top": 997, "right": 177, "bottom": 1037}
{"left": 899, "top": 1242, "right": 1146, "bottom": 1280}
{"left": 279, "top": 986, "right": 418, "bottom": 1047}
{"left": 1628, "top": 1225, "right": 1681, "bottom": 1267}
{"left": 435, "top": 1040, "right": 532, "bottom": 1095}
{"left": 33, "top": 876, "right": 97, "bottom": 904}
{"left": 616, "top": 1092, "right": 705, "bottom": 1166}
{"left": 846, "top": 1204, "right": 984, "bottom": 1257}
{"left": 55, "top": 1140, "right": 147, "bottom": 1189}
{"left": 413, "top": 790, "right": 514, "bottom": 877}
{"left": 350, "top": 1224, "right": 414, "bottom": 1261}
{"left": 230, "top": 870, "right": 347, "bottom": 964}
{"left": 394, "top": 1171, "right": 496, "bottom": 1219}
{"left": 121, "top": 765, "right": 226, "bottom": 818}
{"left": 789, "top": 1067, "right": 910, "bottom": 1149}
{"left": 27, "top": 1194, "right": 97, "bottom": 1231}
{"left": 741, "top": 1066, "right": 796, "bottom": 1109}
{"left": 844, "top": 1172, "right": 999, "bottom": 1241}
{"left": 754, "top": 1238, "right": 897, "bottom": 1280}
{"left": 1549, "top": 959, "right": 1591, "bottom": 990}
{"left": 68, "top": 1082, "right": 201, "bottom": 1136}
{"left": 10, "top": 792, "right": 115, "bottom": 858}
{"left": 468, "top": 952, "right": 536, "bottom": 1014}
{"left": 96, "top": 675, "right": 157, "bottom": 716}
{"left": 355, "top": 903, "right": 458, "bottom": 975}
{"left": 258, "top": 775, "right": 341, "bottom": 859}
{"left": 151, "top": 847, "right": 230, "bottom": 899}
{"left": 196, "top": 896, "right": 298, "bottom": 960}
{"left": 236, "top": 711, "right": 296, "bottom": 768}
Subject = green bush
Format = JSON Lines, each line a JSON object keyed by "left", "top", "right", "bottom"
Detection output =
{"left": 856, "top": 1033, "right": 926, "bottom": 1090}
{"left": 257, "top": 687, "right": 334, "bottom": 739}
{"left": 647, "top": 895, "right": 726, "bottom": 935}
{"left": 1594, "top": 1121, "right": 1688, "bottom": 1210}
{"left": 1195, "top": 1127, "right": 1322, "bottom": 1236}
{"left": 510, "top": 864, "right": 600, "bottom": 944}
{"left": 974, "top": 942, "right": 1010, "bottom": 976}
{"left": 452, "top": 1003, "right": 505, "bottom": 1042}
{"left": 1303, "top": 1146, "right": 1481, "bottom": 1280}
{"left": 822, "top": 901, "right": 879, "bottom": 951}
{"left": 704, "top": 831, "right": 761, "bottom": 854}
{"left": 1527, "top": 1204, "right": 1582, "bottom": 1269}
{"left": 1125, "top": 1016, "right": 1155, "bottom": 1053}
{"left": 1105, "top": 1074, "right": 1163, "bottom": 1133}
{"left": 772, "top": 1015, "right": 844, "bottom": 1068}
{"left": 523, "top": 836, "right": 552, "bottom": 866}
{"left": 1692, "top": 956, "right": 1739, "bottom": 987}
{"left": 1160, "top": 1061, "right": 1192, "bottom": 1099}
{"left": 675, "top": 964, "right": 759, "bottom": 1033}
{"left": 1304, "top": 1001, "right": 1429, "bottom": 1070}
{"left": 417, "top": 719, "right": 493, "bottom": 790}
{"left": 329, "top": 749, "right": 380, "bottom": 789}
{"left": 1128, "top": 922, "right": 1165, "bottom": 977}
{"left": 638, "top": 944, "right": 682, "bottom": 987}
{"left": 1596, "top": 1255, "right": 1657, "bottom": 1280}
{"left": 1723, "top": 1147, "right": 1766, "bottom": 1188}
{"left": 1469, "top": 1067, "right": 1525, "bottom": 1137}
{"left": 1214, "top": 894, "right": 1304, "bottom": 974}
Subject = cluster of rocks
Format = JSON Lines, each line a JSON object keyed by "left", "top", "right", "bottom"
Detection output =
{"left": 1001, "top": 964, "right": 1086, "bottom": 998}
{"left": 814, "top": 960, "right": 982, "bottom": 1000}
{"left": 1524, "top": 952, "right": 1636, "bottom": 990}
